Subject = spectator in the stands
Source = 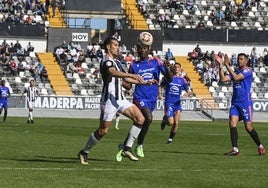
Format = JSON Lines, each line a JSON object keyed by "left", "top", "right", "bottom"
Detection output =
{"left": 186, "top": 0, "right": 196, "bottom": 13}
{"left": 250, "top": 47, "right": 259, "bottom": 67}
{"left": 196, "top": 60, "right": 204, "bottom": 74}
{"left": 165, "top": 48, "right": 174, "bottom": 60}
{"left": 112, "top": 32, "right": 121, "bottom": 43}
{"left": 263, "top": 53, "right": 268, "bottom": 66}
{"left": 25, "top": 14, "right": 33, "bottom": 24}
{"left": 216, "top": 10, "right": 225, "bottom": 25}
{"left": 131, "top": 45, "right": 138, "bottom": 60}
{"left": 120, "top": 43, "right": 128, "bottom": 54}
{"left": 224, "top": 4, "right": 233, "bottom": 22}
{"left": 125, "top": 52, "right": 134, "bottom": 68}
{"left": 209, "top": 10, "right": 216, "bottom": 24}
{"left": 96, "top": 47, "right": 103, "bottom": 61}
{"left": 230, "top": 54, "right": 238, "bottom": 66}
{"left": 197, "top": 21, "right": 205, "bottom": 29}
{"left": 45, "top": 0, "right": 50, "bottom": 15}
{"left": 262, "top": 48, "right": 268, "bottom": 57}
{"left": 9, "top": 57, "right": 18, "bottom": 76}
{"left": 14, "top": 40, "right": 22, "bottom": 51}
{"left": 234, "top": 5, "right": 243, "bottom": 20}
{"left": 26, "top": 42, "right": 35, "bottom": 54}
{"left": 51, "top": 0, "right": 57, "bottom": 17}
{"left": 241, "top": 0, "right": 251, "bottom": 10}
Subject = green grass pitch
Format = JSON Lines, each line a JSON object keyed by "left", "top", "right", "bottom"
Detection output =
{"left": 0, "top": 117, "right": 267, "bottom": 188}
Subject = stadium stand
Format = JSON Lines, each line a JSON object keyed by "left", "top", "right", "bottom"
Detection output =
{"left": 136, "top": 0, "right": 268, "bottom": 30}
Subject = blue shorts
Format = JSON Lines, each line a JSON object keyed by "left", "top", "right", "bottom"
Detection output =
{"left": 0, "top": 100, "right": 8, "bottom": 109}
{"left": 165, "top": 102, "right": 182, "bottom": 118}
{"left": 229, "top": 101, "right": 253, "bottom": 122}
{"left": 133, "top": 98, "right": 156, "bottom": 112}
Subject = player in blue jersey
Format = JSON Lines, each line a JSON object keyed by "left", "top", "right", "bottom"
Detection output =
{"left": 116, "top": 32, "right": 172, "bottom": 159}
{"left": 0, "top": 80, "right": 11, "bottom": 123}
{"left": 216, "top": 53, "right": 265, "bottom": 156}
{"left": 77, "top": 37, "right": 156, "bottom": 164}
{"left": 158, "top": 62, "right": 191, "bottom": 144}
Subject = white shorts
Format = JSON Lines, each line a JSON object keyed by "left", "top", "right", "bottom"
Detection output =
{"left": 27, "top": 101, "right": 36, "bottom": 109}
{"left": 101, "top": 99, "right": 134, "bottom": 121}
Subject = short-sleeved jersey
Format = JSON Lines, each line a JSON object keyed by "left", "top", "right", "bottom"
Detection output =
{"left": 23, "top": 86, "right": 39, "bottom": 102}
{"left": 0, "top": 86, "right": 10, "bottom": 102}
{"left": 100, "top": 56, "right": 126, "bottom": 102}
{"left": 228, "top": 67, "right": 252, "bottom": 103}
{"left": 129, "top": 57, "right": 167, "bottom": 101}
{"left": 161, "top": 76, "right": 189, "bottom": 104}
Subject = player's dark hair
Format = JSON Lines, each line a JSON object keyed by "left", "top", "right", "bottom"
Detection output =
{"left": 103, "top": 37, "right": 118, "bottom": 53}
{"left": 237, "top": 53, "right": 248, "bottom": 59}
{"left": 174, "top": 62, "right": 181, "bottom": 67}
{"left": 1, "top": 80, "right": 5, "bottom": 86}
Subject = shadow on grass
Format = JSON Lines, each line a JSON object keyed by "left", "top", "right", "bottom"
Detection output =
{"left": 9, "top": 155, "right": 111, "bottom": 164}
{"left": 150, "top": 150, "right": 222, "bottom": 156}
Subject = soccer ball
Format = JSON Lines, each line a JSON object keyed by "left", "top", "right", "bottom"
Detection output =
{"left": 138, "top": 32, "right": 153, "bottom": 46}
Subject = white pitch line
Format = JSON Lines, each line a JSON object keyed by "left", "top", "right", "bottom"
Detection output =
{"left": 0, "top": 167, "right": 268, "bottom": 172}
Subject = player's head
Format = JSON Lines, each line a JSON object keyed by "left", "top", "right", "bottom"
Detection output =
{"left": 0, "top": 80, "right": 5, "bottom": 86}
{"left": 29, "top": 79, "right": 35, "bottom": 86}
{"left": 103, "top": 37, "right": 119, "bottom": 58}
{"left": 237, "top": 53, "right": 248, "bottom": 68}
{"left": 173, "top": 62, "right": 182, "bottom": 74}
{"left": 137, "top": 32, "right": 153, "bottom": 60}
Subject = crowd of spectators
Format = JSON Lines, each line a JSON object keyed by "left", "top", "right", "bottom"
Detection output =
{"left": 188, "top": 43, "right": 268, "bottom": 88}
{"left": 0, "top": 39, "right": 50, "bottom": 94}
{"left": 137, "top": 0, "right": 267, "bottom": 29}
{"left": 0, "top": 0, "right": 48, "bottom": 25}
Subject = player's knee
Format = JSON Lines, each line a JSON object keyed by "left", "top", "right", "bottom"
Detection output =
{"left": 135, "top": 115, "right": 145, "bottom": 125}
{"left": 98, "top": 127, "right": 109, "bottom": 136}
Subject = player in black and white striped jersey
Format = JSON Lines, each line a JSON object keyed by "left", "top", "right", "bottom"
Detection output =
{"left": 19, "top": 80, "right": 40, "bottom": 124}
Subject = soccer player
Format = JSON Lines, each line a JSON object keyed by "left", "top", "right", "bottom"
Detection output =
{"left": 158, "top": 62, "right": 191, "bottom": 143}
{"left": 116, "top": 32, "right": 172, "bottom": 159}
{"left": 77, "top": 37, "right": 156, "bottom": 165}
{"left": 0, "top": 80, "right": 11, "bottom": 123}
{"left": 216, "top": 53, "right": 265, "bottom": 156}
{"left": 19, "top": 80, "right": 40, "bottom": 124}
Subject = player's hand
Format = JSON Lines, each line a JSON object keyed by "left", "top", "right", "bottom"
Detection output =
{"left": 144, "top": 79, "right": 158, "bottom": 85}
{"left": 224, "top": 54, "right": 230, "bottom": 66}
{"left": 214, "top": 54, "right": 223, "bottom": 67}
{"left": 131, "top": 74, "right": 143, "bottom": 82}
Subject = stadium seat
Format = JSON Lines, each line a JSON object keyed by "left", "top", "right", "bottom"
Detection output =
{"left": 264, "top": 93, "right": 268, "bottom": 99}
{"left": 251, "top": 92, "right": 258, "bottom": 99}
{"left": 212, "top": 81, "right": 219, "bottom": 88}
{"left": 80, "top": 89, "right": 88, "bottom": 96}
{"left": 209, "top": 86, "right": 215, "bottom": 93}
{"left": 41, "top": 88, "right": 48, "bottom": 95}
{"left": 218, "top": 91, "right": 225, "bottom": 98}
{"left": 260, "top": 67, "right": 266, "bottom": 73}
{"left": 88, "top": 89, "right": 95, "bottom": 95}
{"left": 15, "top": 77, "right": 22, "bottom": 83}
{"left": 254, "top": 76, "right": 261, "bottom": 83}
{"left": 221, "top": 86, "right": 228, "bottom": 93}
{"left": 219, "top": 102, "right": 226, "bottom": 109}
